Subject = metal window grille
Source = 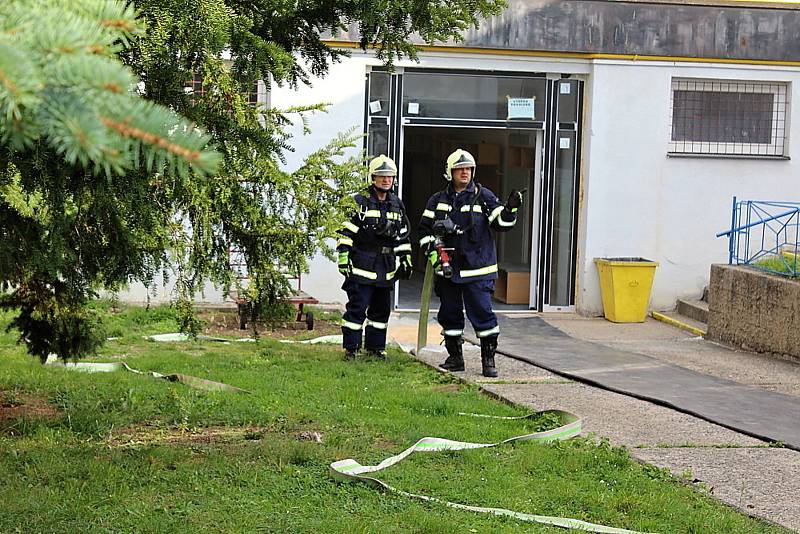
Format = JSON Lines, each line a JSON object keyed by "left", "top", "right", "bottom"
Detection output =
{"left": 669, "top": 79, "right": 788, "bottom": 157}
{"left": 187, "top": 73, "right": 263, "bottom": 107}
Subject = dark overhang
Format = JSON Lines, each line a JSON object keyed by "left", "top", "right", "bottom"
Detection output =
{"left": 332, "top": 0, "right": 800, "bottom": 63}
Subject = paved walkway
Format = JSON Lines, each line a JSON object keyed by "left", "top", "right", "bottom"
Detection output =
{"left": 472, "top": 316, "right": 800, "bottom": 450}
{"left": 389, "top": 314, "right": 800, "bottom": 532}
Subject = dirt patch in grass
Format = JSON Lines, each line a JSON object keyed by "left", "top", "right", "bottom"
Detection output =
{"left": 431, "top": 384, "right": 462, "bottom": 394}
{"left": 197, "top": 310, "right": 340, "bottom": 340}
{"left": 107, "top": 424, "right": 268, "bottom": 448}
{"left": 108, "top": 424, "right": 330, "bottom": 448}
{"left": 372, "top": 437, "right": 399, "bottom": 450}
{"left": 0, "top": 391, "right": 60, "bottom": 423}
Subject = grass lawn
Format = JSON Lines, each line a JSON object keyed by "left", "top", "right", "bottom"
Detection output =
{"left": 0, "top": 304, "right": 788, "bottom": 533}
{"left": 753, "top": 254, "right": 799, "bottom": 278}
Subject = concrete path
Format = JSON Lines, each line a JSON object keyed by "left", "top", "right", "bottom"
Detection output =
{"left": 470, "top": 315, "right": 800, "bottom": 451}
{"left": 389, "top": 314, "right": 800, "bottom": 532}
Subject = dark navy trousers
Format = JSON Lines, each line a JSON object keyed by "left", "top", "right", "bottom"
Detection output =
{"left": 434, "top": 278, "right": 499, "bottom": 340}
{"left": 341, "top": 278, "right": 392, "bottom": 351}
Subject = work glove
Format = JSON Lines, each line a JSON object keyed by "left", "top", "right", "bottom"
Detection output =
{"left": 506, "top": 189, "right": 524, "bottom": 211}
{"left": 427, "top": 250, "right": 440, "bottom": 269}
{"left": 338, "top": 251, "right": 352, "bottom": 277}
{"left": 398, "top": 254, "right": 413, "bottom": 280}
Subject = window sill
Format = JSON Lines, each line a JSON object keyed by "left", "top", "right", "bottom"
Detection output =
{"left": 667, "top": 152, "right": 790, "bottom": 161}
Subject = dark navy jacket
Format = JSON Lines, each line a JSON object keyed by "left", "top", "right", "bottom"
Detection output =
{"left": 336, "top": 186, "right": 411, "bottom": 287}
{"left": 417, "top": 181, "right": 517, "bottom": 283}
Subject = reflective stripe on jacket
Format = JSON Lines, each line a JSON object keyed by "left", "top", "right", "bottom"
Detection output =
{"left": 417, "top": 181, "right": 516, "bottom": 283}
{"left": 336, "top": 186, "right": 411, "bottom": 287}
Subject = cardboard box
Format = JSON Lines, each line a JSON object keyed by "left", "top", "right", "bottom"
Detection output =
{"left": 494, "top": 265, "right": 530, "bottom": 305}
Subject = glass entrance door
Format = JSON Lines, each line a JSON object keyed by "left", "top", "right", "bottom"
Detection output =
{"left": 396, "top": 126, "right": 538, "bottom": 311}
{"left": 363, "top": 70, "right": 583, "bottom": 312}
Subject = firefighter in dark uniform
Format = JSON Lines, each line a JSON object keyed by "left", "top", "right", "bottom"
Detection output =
{"left": 418, "top": 149, "right": 523, "bottom": 377}
{"left": 336, "top": 155, "right": 412, "bottom": 359}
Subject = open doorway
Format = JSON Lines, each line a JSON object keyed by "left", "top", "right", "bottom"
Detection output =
{"left": 397, "top": 126, "right": 539, "bottom": 310}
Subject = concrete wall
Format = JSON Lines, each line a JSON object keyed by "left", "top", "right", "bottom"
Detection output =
{"left": 577, "top": 59, "right": 800, "bottom": 315}
{"left": 707, "top": 264, "right": 800, "bottom": 362}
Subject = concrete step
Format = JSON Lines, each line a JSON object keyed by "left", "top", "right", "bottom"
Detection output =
{"left": 677, "top": 298, "right": 709, "bottom": 324}
{"left": 651, "top": 310, "right": 707, "bottom": 336}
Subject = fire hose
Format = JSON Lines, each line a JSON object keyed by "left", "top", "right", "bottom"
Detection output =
{"left": 330, "top": 410, "right": 652, "bottom": 533}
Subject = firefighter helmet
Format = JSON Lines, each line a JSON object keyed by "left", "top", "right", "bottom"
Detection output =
{"left": 368, "top": 155, "right": 397, "bottom": 177}
{"left": 444, "top": 149, "right": 476, "bottom": 181}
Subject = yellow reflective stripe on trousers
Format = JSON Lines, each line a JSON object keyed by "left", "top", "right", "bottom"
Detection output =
{"left": 394, "top": 243, "right": 412, "bottom": 253}
{"left": 460, "top": 264, "right": 498, "bottom": 278}
{"left": 443, "top": 329, "right": 464, "bottom": 336}
{"left": 488, "top": 205, "right": 504, "bottom": 223}
{"left": 476, "top": 325, "right": 500, "bottom": 337}
{"left": 436, "top": 203, "right": 452, "bottom": 212}
{"left": 343, "top": 221, "right": 359, "bottom": 233}
{"left": 341, "top": 320, "right": 363, "bottom": 330}
{"left": 460, "top": 204, "right": 483, "bottom": 213}
{"left": 422, "top": 209, "right": 435, "bottom": 219}
{"left": 337, "top": 237, "right": 353, "bottom": 247}
{"left": 351, "top": 267, "right": 378, "bottom": 280}
{"left": 366, "top": 320, "right": 387, "bottom": 330}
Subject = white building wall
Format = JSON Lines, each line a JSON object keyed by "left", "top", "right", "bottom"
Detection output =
{"left": 577, "top": 60, "right": 800, "bottom": 315}
{"left": 270, "top": 56, "right": 372, "bottom": 305}
{"left": 116, "top": 50, "right": 800, "bottom": 313}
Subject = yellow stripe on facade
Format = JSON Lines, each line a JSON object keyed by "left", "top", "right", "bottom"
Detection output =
{"left": 324, "top": 40, "right": 800, "bottom": 68}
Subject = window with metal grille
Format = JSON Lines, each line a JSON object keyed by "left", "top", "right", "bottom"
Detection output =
{"left": 187, "top": 72, "right": 266, "bottom": 107}
{"left": 669, "top": 79, "right": 789, "bottom": 157}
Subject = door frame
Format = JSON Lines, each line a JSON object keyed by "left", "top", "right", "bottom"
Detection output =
{"left": 364, "top": 68, "right": 583, "bottom": 313}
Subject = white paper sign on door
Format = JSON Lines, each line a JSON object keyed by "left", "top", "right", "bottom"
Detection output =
{"left": 559, "top": 137, "right": 571, "bottom": 149}
{"left": 369, "top": 100, "right": 382, "bottom": 113}
{"left": 507, "top": 97, "right": 535, "bottom": 120}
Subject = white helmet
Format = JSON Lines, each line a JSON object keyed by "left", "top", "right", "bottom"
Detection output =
{"left": 368, "top": 155, "right": 397, "bottom": 177}
{"left": 444, "top": 149, "right": 476, "bottom": 181}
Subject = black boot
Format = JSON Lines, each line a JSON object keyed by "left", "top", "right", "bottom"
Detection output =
{"left": 439, "top": 336, "right": 465, "bottom": 372}
{"left": 344, "top": 348, "right": 358, "bottom": 361}
{"left": 365, "top": 348, "right": 387, "bottom": 360}
{"left": 480, "top": 336, "right": 498, "bottom": 378}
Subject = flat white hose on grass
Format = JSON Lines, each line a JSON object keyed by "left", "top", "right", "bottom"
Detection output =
{"left": 331, "top": 410, "right": 652, "bottom": 533}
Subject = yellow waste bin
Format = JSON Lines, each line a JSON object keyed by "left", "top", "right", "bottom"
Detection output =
{"left": 594, "top": 258, "right": 659, "bottom": 323}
